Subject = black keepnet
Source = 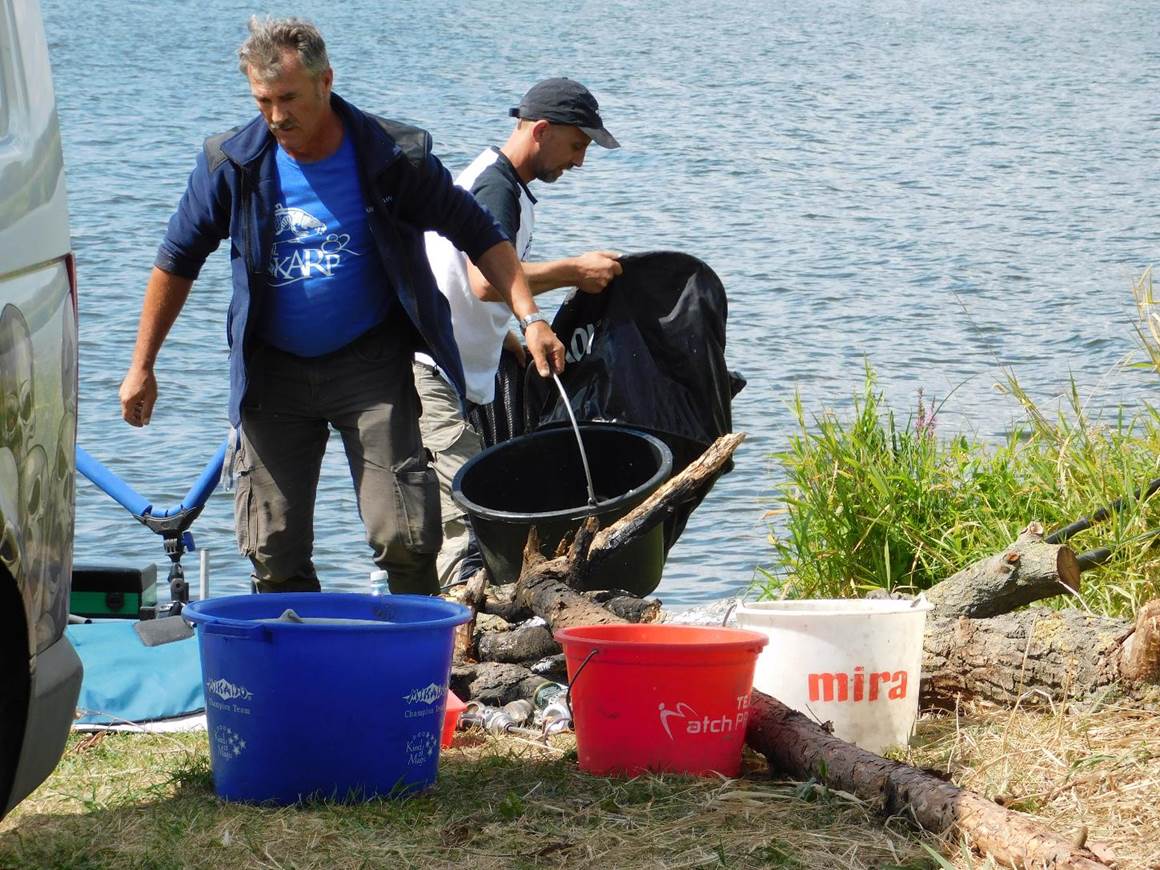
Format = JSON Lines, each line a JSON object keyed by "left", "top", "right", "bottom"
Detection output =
{"left": 468, "top": 251, "right": 745, "bottom": 552}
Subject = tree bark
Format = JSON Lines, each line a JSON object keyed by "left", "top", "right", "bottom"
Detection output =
{"left": 513, "top": 522, "right": 629, "bottom": 632}
{"left": 924, "top": 522, "right": 1082, "bottom": 619}
{"left": 588, "top": 432, "right": 745, "bottom": 560}
{"left": 477, "top": 624, "right": 559, "bottom": 664}
{"left": 745, "top": 690, "right": 1114, "bottom": 869}
{"left": 450, "top": 662, "right": 546, "bottom": 707}
{"left": 920, "top": 608, "right": 1145, "bottom": 708}
{"left": 1119, "top": 599, "right": 1160, "bottom": 684}
{"left": 912, "top": 518, "right": 1160, "bottom": 706}
{"left": 596, "top": 593, "right": 663, "bottom": 624}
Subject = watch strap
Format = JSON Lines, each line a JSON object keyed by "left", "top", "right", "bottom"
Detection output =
{"left": 518, "top": 312, "right": 549, "bottom": 334}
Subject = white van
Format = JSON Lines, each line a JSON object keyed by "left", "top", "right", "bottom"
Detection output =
{"left": 0, "top": 0, "right": 82, "bottom": 818}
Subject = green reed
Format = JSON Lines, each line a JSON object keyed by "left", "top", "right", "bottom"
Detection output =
{"left": 758, "top": 361, "right": 1160, "bottom": 619}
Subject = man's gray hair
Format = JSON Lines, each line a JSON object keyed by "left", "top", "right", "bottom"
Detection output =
{"left": 238, "top": 16, "right": 330, "bottom": 80}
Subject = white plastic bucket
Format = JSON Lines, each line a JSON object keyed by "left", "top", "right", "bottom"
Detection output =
{"left": 734, "top": 598, "right": 932, "bottom": 754}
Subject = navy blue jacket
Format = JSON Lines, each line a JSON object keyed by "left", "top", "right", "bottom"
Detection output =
{"left": 154, "top": 93, "right": 507, "bottom": 425}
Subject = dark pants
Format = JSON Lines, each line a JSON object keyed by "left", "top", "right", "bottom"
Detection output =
{"left": 235, "top": 322, "right": 441, "bottom": 595}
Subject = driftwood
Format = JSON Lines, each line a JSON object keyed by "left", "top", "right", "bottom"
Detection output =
{"left": 507, "top": 434, "right": 746, "bottom": 632}
{"left": 588, "top": 432, "right": 746, "bottom": 559}
{"left": 512, "top": 521, "right": 627, "bottom": 632}
{"left": 924, "top": 522, "right": 1082, "bottom": 618}
{"left": 746, "top": 690, "right": 1115, "bottom": 869}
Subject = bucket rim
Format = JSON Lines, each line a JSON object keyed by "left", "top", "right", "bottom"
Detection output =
{"left": 554, "top": 623, "right": 769, "bottom": 652}
{"left": 449, "top": 423, "right": 673, "bottom": 524}
{"left": 734, "top": 597, "right": 934, "bottom": 618}
{"left": 182, "top": 592, "right": 471, "bottom": 632}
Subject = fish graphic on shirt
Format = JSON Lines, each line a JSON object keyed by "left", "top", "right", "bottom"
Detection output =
{"left": 273, "top": 204, "right": 327, "bottom": 241}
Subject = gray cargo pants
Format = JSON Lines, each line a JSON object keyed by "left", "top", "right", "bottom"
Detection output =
{"left": 235, "top": 322, "right": 441, "bottom": 595}
{"left": 413, "top": 360, "right": 483, "bottom": 586}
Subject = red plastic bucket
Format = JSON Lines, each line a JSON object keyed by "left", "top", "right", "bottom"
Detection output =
{"left": 442, "top": 691, "right": 466, "bottom": 748}
{"left": 555, "top": 624, "right": 768, "bottom": 776}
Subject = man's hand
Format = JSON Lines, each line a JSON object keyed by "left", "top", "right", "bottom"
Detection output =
{"left": 574, "top": 250, "right": 623, "bottom": 293}
{"left": 118, "top": 267, "right": 194, "bottom": 427}
{"left": 523, "top": 320, "right": 565, "bottom": 378}
{"left": 119, "top": 365, "right": 158, "bottom": 427}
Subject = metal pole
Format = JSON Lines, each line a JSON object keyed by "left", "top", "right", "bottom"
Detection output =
{"left": 199, "top": 548, "right": 210, "bottom": 600}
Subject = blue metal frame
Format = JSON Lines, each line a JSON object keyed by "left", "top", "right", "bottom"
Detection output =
{"left": 75, "top": 438, "right": 229, "bottom": 611}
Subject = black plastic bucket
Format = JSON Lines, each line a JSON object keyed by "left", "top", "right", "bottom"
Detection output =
{"left": 451, "top": 424, "right": 673, "bottom": 595}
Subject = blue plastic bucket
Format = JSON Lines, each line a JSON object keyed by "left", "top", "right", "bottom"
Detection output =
{"left": 182, "top": 592, "right": 470, "bottom": 804}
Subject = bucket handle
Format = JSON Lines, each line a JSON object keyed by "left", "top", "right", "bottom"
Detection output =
{"left": 195, "top": 620, "right": 271, "bottom": 641}
{"left": 721, "top": 600, "right": 740, "bottom": 627}
{"left": 565, "top": 648, "right": 600, "bottom": 710}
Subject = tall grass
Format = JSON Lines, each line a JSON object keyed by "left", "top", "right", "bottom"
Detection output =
{"left": 758, "top": 359, "right": 1160, "bottom": 619}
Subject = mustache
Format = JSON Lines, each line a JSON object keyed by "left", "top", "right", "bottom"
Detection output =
{"left": 268, "top": 120, "right": 297, "bottom": 132}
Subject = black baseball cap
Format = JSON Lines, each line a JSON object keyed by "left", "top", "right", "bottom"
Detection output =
{"left": 509, "top": 78, "right": 620, "bottom": 149}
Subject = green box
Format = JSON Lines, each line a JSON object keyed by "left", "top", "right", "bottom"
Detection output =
{"left": 70, "top": 563, "right": 158, "bottom": 619}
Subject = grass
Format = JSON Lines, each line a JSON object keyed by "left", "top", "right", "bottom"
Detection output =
{"left": 1, "top": 729, "right": 946, "bottom": 870}
{"left": 758, "top": 361, "right": 1160, "bottom": 618}
{"left": 3, "top": 704, "right": 1159, "bottom": 869}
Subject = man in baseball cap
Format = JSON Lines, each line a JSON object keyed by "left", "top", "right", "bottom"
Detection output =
{"left": 416, "top": 78, "right": 622, "bottom": 583}
{"left": 510, "top": 77, "right": 620, "bottom": 150}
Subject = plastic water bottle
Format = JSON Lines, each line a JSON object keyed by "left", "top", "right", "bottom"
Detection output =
{"left": 369, "top": 569, "right": 389, "bottom": 596}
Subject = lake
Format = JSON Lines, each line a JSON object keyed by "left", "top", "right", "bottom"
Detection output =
{"left": 42, "top": 0, "right": 1160, "bottom": 605}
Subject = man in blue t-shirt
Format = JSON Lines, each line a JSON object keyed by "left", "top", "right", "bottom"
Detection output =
{"left": 118, "top": 17, "right": 564, "bottom": 595}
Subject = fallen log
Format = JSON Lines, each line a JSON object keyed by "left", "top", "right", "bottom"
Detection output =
{"left": 921, "top": 600, "right": 1160, "bottom": 708}
{"left": 745, "top": 690, "right": 1115, "bottom": 869}
{"left": 924, "top": 522, "right": 1082, "bottom": 619}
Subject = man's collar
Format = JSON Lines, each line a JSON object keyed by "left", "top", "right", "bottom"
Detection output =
{"left": 220, "top": 93, "right": 403, "bottom": 174}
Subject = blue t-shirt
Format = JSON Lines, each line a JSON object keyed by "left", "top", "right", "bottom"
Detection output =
{"left": 260, "top": 133, "right": 393, "bottom": 356}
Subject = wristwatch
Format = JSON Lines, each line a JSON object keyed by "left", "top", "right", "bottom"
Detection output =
{"left": 517, "top": 311, "right": 549, "bottom": 334}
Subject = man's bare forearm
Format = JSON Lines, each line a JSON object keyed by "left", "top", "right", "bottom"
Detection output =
{"left": 119, "top": 267, "right": 193, "bottom": 425}
{"left": 129, "top": 267, "right": 194, "bottom": 371}
{"left": 472, "top": 241, "right": 539, "bottom": 317}
{"left": 469, "top": 250, "right": 621, "bottom": 302}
